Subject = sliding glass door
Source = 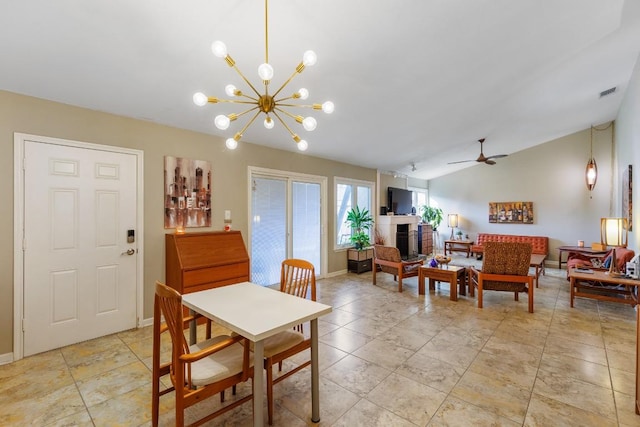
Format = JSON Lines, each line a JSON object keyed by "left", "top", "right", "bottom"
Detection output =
{"left": 250, "top": 169, "right": 325, "bottom": 286}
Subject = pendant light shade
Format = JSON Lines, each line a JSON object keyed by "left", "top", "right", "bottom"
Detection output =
{"left": 585, "top": 126, "right": 598, "bottom": 198}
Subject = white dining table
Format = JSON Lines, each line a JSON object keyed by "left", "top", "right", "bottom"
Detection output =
{"left": 181, "top": 281, "right": 332, "bottom": 427}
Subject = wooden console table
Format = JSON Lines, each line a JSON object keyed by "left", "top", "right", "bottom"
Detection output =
{"left": 569, "top": 268, "right": 640, "bottom": 307}
{"left": 444, "top": 240, "right": 474, "bottom": 258}
{"left": 557, "top": 245, "right": 608, "bottom": 269}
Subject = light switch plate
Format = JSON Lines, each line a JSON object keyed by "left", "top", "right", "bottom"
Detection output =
{"left": 224, "top": 210, "right": 231, "bottom": 220}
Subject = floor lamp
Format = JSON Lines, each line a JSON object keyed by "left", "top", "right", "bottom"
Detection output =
{"left": 600, "top": 217, "right": 628, "bottom": 276}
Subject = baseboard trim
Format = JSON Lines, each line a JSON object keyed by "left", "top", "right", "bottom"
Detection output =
{"left": 0, "top": 352, "right": 14, "bottom": 365}
{"left": 327, "top": 269, "right": 348, "bottom": 278}
{"left": 140, "top": 317, "right": 154, "bottom": 328}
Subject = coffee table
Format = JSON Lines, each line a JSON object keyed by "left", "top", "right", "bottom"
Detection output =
{"left": 444, "top": 239, "right": 474, "bottom": 258}
{"left": 418, "top": 265, "right": 467, "bottom": 301}
{"left": 569, "top": 268, "right": 640, "bottom": 307}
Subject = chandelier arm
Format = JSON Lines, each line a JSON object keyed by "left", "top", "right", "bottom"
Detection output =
{"left": 216, "top": 99, "right": 260, "bottom": 106}
{"left": 271, "top": 67, "right": 303, "bottom": 99}
{"left": 276, "top": 102, "right": 314, "bottom": 108}
{"left": 234, "top": 106, "right": 261, "bottom": 119}
{"left": 271, "top": 110, "right": 298, "bottom": 138}
{"left": 273, "top": 106, "right": 301, "bottom": 121}
{"left": 274, "top": 95, "right": 295, "bottom": 103}
{"left": 236, "top": 110, "right": 263, "bottom": 138}
{"left": 230, "top": 64, "right": 263, "bottom": 97}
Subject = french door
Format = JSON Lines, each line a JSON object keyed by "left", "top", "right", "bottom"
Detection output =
{"left": 249, "top": 168, "right": 326, "bottom": 286}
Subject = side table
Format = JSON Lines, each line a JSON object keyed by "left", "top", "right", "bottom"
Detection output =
{"left": 418, "top": 265, "right": 467, "bottom": 301}
{"left": 444, "top": 240, "right": 474, "bottom": 258}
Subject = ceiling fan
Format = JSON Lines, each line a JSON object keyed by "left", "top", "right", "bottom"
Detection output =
{"left": 448, "top": 138, "right": 508, "bottom": 165}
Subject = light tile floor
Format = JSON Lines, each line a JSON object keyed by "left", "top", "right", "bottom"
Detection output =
{"left": 2, "top": 259, "right": 640, "bottom": 426}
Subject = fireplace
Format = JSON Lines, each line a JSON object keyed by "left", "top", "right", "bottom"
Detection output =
{"left": 377, "top": 215, "right": 421, "bottom": 259}
{"left": 394, "top": 225, "right": 419, "bottom": 260}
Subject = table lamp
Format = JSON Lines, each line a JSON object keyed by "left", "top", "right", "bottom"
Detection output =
{"left": 600, "top": 217, "right": 628, "bottom": 276}
{"left": 448, "top": 214, "right": 458, "bottom": 239}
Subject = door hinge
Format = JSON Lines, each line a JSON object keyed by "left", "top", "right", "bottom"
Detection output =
{"left": 22, "top": 318, "right": 26, "bottom": 332}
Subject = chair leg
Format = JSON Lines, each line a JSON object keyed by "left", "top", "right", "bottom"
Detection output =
{"left": 528, "top": 281, "right": 534, "bottom": 313}
{"left": 266, "top": 358, "right": 274, "bottom": 425}
{"left": 515, "top": 292, "right": 519, "bottom": 301}
{"left": 477, "top": 281, "right": 483, "bottom": 308}
{"left": 398, "top": 276, "right": 403, "bottom": 292}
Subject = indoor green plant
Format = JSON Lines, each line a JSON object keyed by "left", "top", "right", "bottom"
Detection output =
{"left": 345, "top": 206, "right": 374, "bottom": 249}
{"left": 420, "top": 206, "right": 443, "bottom": 231}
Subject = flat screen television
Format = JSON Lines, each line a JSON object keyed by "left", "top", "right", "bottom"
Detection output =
{"left": 387, "top": 187, "right": 413, "bottom": 215}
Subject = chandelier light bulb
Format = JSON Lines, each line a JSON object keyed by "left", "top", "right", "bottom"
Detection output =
{"left": 302, "top": 117, "right": 317, "bottom": 131}
{"left": 298, "top": 88, "right": 309, "bottom": 100}
{"left": 193, "top": 92, "right": 208, "bottom": 106}
{"left": 297, "top": 140, "right": 308, "bottom": 151}
{"left": 322, "top": 101, "right": 335, "bottom": 114}
{"left": 264, "top": 116, "right": 275, "bottom": 129}
{"left": 302, "top": 50, "right": 317, "bottom": 67}
{"left": 214, "top": 115, "right": 230, "bottom": 130}
{"left": 211, "top": 41, "right": 228, "bottom": 58}
{"left": 225, "top": 137, "right": 238, "bottom": 150}
{"left": 225, "top": 84, "right": 237, "bottom": 97}
{"left": 258, "top": 63, "right": 274, "bottom": 81}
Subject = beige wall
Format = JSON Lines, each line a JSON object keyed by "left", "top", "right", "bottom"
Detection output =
{"left": 428, "top": 125, "right": 617, "bottom": 257}
{"left": 0, "top": 90, "right": 375, "bottom": 355}
{"left": 615, "top": 53, "right": 640, "bottom": 251}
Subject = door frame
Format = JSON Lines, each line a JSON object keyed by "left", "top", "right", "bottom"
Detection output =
{"left": 13, "top": 133, "right": 145, "bottom": 361}
{"left": 247, "top": 166, "right": 328, "bottom": 279}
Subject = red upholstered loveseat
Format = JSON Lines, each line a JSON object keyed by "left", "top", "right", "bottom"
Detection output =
{"left": 471, "top": 233, "right": 549, "bottom": 258}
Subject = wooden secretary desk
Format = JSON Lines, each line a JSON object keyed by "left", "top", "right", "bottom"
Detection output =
{"left": 165, "top": 231, "right": 250, "bottom": 294}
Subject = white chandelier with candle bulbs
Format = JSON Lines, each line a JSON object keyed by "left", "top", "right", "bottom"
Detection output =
{"left": 193, "top": 0, "right": 334, "bottom": 151}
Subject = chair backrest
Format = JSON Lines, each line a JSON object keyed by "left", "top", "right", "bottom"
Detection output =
{"left": 155, "top": 282, "right": 191, "bottom": 371}
{"left": 281, "top": 259, "right": 316, "bottom": 301}
{"left": 374, "top": 245, "right": 402, "bottom": 263}
{"left": 482, "top": 241, "right": 532, "bottom": 276}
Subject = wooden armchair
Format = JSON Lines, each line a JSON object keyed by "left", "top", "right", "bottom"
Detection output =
{"left": 151, "top": 281, "right": 253, "bottom": 427}
{"left": 469, "top": 242, "right": 534, "bottom": 313}
{"left": 373, "top": 245, "right": 424, "bottom": 292}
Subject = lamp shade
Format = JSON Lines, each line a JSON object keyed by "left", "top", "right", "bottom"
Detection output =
{"left": 600, "top": 217, "right": 628, "bottom": 247}
{"left": 448, "top": 214, "right": 458, "bottom": 228}
{"left": 585, "top": 157, "right": 597, "bottom": 191}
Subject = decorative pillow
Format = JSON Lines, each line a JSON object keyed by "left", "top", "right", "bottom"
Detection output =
{"left": 602, "top": 255, "right": 612, "bottom": 269}
{"left": 591, "top": 258, "right": 604, "bottom": 268}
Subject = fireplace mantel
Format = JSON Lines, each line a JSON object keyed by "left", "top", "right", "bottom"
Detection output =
{"left": 377, "top": 215, "right": 420, "bottom": 254}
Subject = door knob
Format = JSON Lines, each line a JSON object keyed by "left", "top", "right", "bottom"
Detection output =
{"left": 122, "top": 248, "right": 135, "bottom": 255}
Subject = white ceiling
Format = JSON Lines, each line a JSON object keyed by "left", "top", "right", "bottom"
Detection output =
{"left": 2, "top": 0, "right": 639, "bottom": 180}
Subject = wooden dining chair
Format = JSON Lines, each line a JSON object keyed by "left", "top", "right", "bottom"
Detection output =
{"left": 469, "top": 242, "right": 534, "bottom": 313}
{"left": 263, "top": 259, "right": 316, "bottom": 425}
{"left": 151, "top": 281, "right": 253, "bottom": 427}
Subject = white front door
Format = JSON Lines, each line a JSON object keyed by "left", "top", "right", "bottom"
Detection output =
{"left": 22, "top": 140, "right": 138, "bottom": 356}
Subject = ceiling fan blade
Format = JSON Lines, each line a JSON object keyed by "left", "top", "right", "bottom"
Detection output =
{"left": 485, "top": 159, "right": 496, "bottom": 165}
{"left": 486, "top": 154, "right": 508, "bottom": 160}
{"left": 447, "top": 159, "right": 476, "bottom": 165}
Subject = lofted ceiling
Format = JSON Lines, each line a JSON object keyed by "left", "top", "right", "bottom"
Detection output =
{"left": 1, "top": 0, "right": 639, "bottom": 180}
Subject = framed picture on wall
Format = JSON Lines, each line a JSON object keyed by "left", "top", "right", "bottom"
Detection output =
{"left": 489, "top": 201, "right": 533, "bottom": 224}
{"left": 164, "top": 156, "right": 212, "bottom": 229}
{"left": 622, "top": 165, "right": 632, "bottom": 231}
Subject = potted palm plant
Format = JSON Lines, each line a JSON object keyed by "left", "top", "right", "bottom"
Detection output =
{"left": 420, "top": 206, "right": 443, "bottom": 230}
{"left": 421, "top": 206, "right": 443, "bottom": 255}
{"left": 345, "top": 206, "right": 374, "bottom": 249}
